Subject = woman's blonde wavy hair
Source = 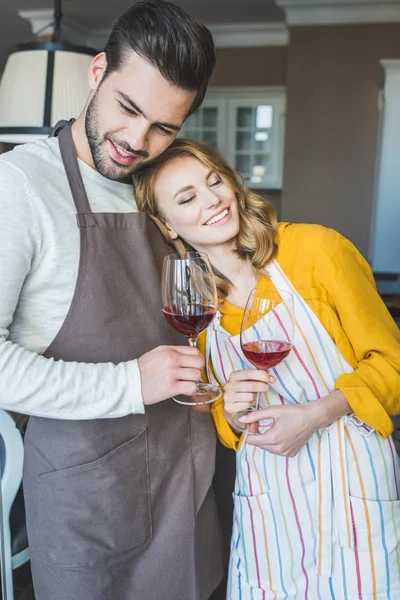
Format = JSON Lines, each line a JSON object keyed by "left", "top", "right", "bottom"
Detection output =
{"left": 134, "top": 138, "right": 278, "bottom": 302}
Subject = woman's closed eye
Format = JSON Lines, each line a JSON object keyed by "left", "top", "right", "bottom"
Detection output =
{"left": 209, "top": 177, "right": 222, "bottom": 188}
{"left": 179, "top": 195, "right": 196, "bottom": 205}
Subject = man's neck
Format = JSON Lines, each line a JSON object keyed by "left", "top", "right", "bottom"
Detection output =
{"left": 71, "top": 111, "right": 96, "bottom": 170}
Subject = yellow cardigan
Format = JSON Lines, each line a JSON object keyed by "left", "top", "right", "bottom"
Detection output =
{"left": 197, "top": 222, "right": 400, "bottom": 450}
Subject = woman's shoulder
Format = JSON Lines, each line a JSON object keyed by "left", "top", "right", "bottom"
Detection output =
{"left": 276, "top": 222, "right": 370, "bottom": 284}
{"left": 277, "top": 222, "right": 342, "bottom": 261}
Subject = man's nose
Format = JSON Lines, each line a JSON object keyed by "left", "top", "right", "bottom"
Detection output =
{"left": 127, "top": 120, "right": 149, "bottom": 152}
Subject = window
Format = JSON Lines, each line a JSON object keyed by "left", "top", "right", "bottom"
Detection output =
{"left": 180, "top": 87, "right": 286, "bottom": 189}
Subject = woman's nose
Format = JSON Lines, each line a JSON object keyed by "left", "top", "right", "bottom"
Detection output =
{"left": 204, "top": 189, "right": 220, "bottom": 209}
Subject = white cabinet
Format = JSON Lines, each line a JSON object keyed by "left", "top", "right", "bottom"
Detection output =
{"left": 179, "top": 87, "right": 286, "bottom": 189}
{"left": 371, "top": 61, "right": 400, "bottom": 273}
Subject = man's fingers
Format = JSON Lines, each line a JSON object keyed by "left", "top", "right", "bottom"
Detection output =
{"left": 174, "top": 381, "right": 198, "bottom": 397}
{"left": 176, "top": 367, "right": 203, "bottom": 382}
{"left": 168, "top": 345, "right": 203, "bottom": 356}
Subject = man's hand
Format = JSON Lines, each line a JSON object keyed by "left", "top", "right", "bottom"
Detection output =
{"left": 138, "top": 345, "right": 204, "bottom": 405}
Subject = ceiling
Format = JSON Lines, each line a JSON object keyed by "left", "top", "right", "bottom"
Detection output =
{"left": 0, "top": 0, "right": 284, "bottom": 71}
{"left": 0, "top": 0, "right": 284, "bottom": 73}
{"left": 1, "top": 0, "right": 285, "bottom": 30}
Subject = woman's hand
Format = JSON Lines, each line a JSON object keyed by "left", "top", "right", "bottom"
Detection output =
{"left": 241, "top": 390, "right": 351, "bottom": 457}
{"left": 223, "top": 369, "right": 272, "bottom": 431}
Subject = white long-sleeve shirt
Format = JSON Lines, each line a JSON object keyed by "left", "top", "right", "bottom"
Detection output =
{"left": 0, "top": 137, "right": 145, "bottom": 419}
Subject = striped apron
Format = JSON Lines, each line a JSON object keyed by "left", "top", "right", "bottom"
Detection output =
{"left": 206, "top": 260, "right": 400, "bottom": 600}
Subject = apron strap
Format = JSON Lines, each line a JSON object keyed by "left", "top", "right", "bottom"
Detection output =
{"left": 205, "top": 317, "right": 224, "bottom": 387}
{"left": 316, "top": 417, "right": 355, "bottom": 578}
{"left": 54, "top": 120, "right": 92, "bottom": 215}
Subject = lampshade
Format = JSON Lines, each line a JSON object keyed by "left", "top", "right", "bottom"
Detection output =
{"left": 0, "top": 41, "right": 96, "bottom": 143}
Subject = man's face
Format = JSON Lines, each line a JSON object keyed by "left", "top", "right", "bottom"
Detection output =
{"left": 85, "top": 52, "right": 196, "bottom": 182}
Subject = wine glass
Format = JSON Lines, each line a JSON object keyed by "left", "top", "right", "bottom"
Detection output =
{"left": 162, "top": 252, "right": 222, "bottom": 405}
{"left": 232, "top": 287, "right": 295, "bottom": 433}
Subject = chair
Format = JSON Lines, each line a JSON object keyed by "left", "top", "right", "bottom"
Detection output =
{"left": 0, "top": 409, "right": 29, "bottom": 600}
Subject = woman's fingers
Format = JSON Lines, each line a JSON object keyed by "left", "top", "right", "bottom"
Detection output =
{"left": 224, "top": 397, "right": 257, "bottom": 415}
{"left": 228, "top": 369, "right": 273, "bottom": 383}
{"left": 223, "top": 369, "right": 275, "bottom": 422}
{"left": 227, "top": 381, "right": 270, "bottom": 394}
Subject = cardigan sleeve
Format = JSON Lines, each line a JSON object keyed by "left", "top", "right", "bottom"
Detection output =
{"left": 196, "top": 331, "right": 242, "bottom": 449}
{"left": 318, "top": 229, "right": 400, "bottom": 438}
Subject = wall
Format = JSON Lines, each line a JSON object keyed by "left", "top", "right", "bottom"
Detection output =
{"left": 210, "top": 46, "right": 287, "bottom": 215}
{"left": 281, "top": 23, "right": 400, "bottom": 257}
{"left": 211, "top": 46, "right": 287, "bottom": 86}
{"left": 3, "top": 22, "right": 400, "bottom": 254}
{"left": 0, "top": 10, "right": 30, "bottom": 74}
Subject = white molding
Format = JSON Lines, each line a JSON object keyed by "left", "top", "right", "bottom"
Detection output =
{"left": 19, "top": 11, "right": 288, "bottom": 49}
{"left": 18, "top": 9, "right": 93, "bottom": 45}
{"left": 209, "top": 23, "right": 288, "bottom": 47}
{"left": 88, "top": 22, "right": 289, "bottom": 50}
{"left": 19, "top": 9, "right": 54, "bottom": 35}
{"left": 276, "top": 0, "right": 400, "bottom": 26}
{"left": 381, "top": 58, "right": 400, "bottom": 70}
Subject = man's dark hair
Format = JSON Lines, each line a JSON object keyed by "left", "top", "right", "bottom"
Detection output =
{"left": 103, "top": 0, "right": 216, "bottom": 115}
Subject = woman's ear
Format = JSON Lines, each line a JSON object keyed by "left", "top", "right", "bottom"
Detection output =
{"left": 165, "top": 223, "right": 178, "bottom": 240}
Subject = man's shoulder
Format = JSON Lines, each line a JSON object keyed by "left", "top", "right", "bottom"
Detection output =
{"left": 0, "top": 137, "right": 62, "bottom": 180}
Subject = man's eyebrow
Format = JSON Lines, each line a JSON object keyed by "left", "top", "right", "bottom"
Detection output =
{"left": 117, "top": 91, "right": 182, "bottom": 133}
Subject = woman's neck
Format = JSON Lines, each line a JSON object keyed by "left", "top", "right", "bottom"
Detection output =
{"left": 201, "top": 244, "right": 258, "bottom": 308}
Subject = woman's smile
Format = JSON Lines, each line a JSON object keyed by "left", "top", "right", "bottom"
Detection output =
{"left": 203, "top": 207, "right": 231, "bottom": 226}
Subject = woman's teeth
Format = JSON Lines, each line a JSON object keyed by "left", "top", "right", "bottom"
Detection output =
{"left": 205, "top": 209, "right": 228, "bottom": 225}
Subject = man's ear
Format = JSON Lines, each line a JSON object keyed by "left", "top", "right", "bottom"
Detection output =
{"left": 88, "top": 52, "right": 107, "bottom": 92}
{"left": 165, "top": 223, "right": 178, "bottom": 240}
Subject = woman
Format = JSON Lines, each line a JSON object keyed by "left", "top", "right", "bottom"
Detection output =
{"left": 134, "top": 139, "right": 400, "bottom": 599}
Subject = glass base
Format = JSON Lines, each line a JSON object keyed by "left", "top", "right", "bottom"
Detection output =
{"left": 232, "top": 409, "right": 274, "bottom": 435}
{"left": 173, "top": 383, "right": 222, "bottom": 406}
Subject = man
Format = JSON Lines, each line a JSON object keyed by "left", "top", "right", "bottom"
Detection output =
{"left": 0, "top": 2, "right": 223, "bottom": 598}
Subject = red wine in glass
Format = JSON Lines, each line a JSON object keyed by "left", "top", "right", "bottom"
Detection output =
{"left": 233, "top": 287, "right": 295, "bottom": 434}
{"left": 163, "top": 304, "right": 216, "bottom": 338}
{"left": 162, "top": 252, "right": 222, "bottom": 405}
{"left": 241, "top": 340, "right": 292, "bottom": 370}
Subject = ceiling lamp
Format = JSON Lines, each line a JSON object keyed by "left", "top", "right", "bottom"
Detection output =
{"left": 0, "top": 0, "right": 97, "bottom": 143}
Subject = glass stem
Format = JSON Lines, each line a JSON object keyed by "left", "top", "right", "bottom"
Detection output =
{"left": 188, "top": 337, "right": 202, "bottom": 388}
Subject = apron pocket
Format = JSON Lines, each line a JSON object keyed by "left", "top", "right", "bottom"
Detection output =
{"left": 231, "top": 492, "right": 278, "bottom": 591}
{"left": 232, "top": 486, "right": 317, "bottom": 595}
{"left": 348, "top": 495, "right": 400, "bottom": 552}
{"left": 33, "top": 429, "right": 152, "bottom": 568}
{"left": 343, "top": 495, "right": 400, "bottom": 597}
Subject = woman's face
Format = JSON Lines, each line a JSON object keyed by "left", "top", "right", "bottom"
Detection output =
{"left": 153, "top": 156, "right": 240, "bottom": 252}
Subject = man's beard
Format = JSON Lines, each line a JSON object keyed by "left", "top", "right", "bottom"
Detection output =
{"left": 85, "top": 91, "right": 148, "bottom": 183}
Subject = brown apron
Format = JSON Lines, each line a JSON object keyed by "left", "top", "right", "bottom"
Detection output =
{"left": 22, "top": 122, "right": 223, "bottom": 600}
